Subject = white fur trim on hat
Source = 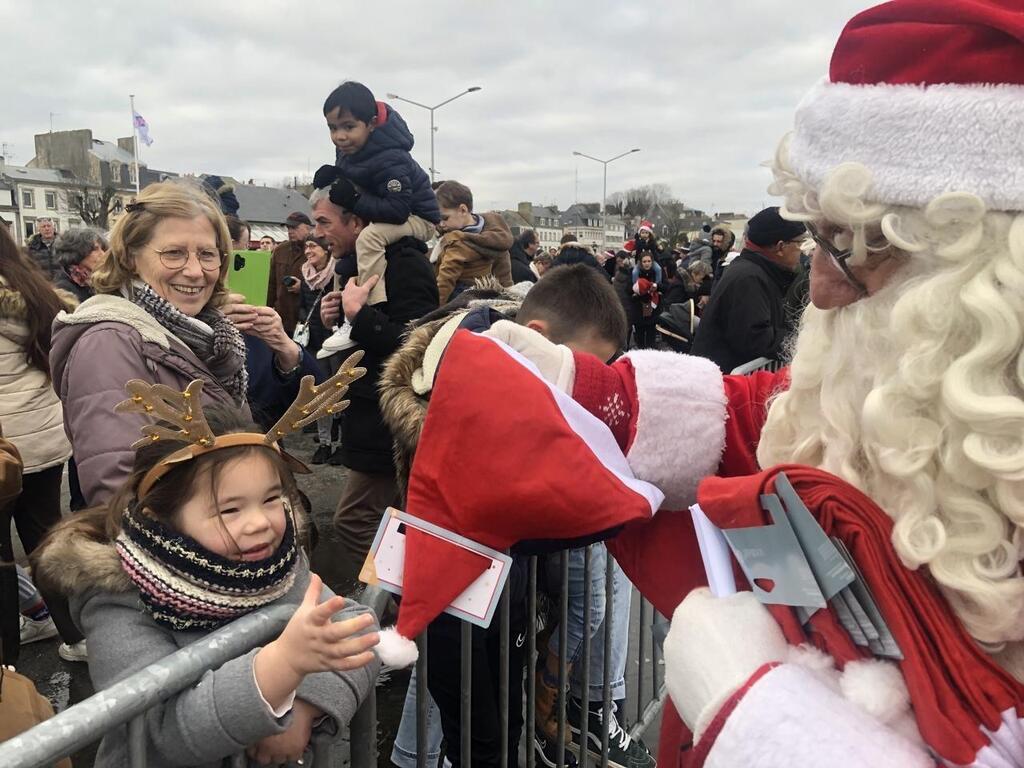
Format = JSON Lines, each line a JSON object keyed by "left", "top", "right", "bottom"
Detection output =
{"left": 375, "top": 627, "right": 419, "bottom": 668}
{"left": 788, "top": 79, "right": 1024, "bottom": 211}
{"left": 621, "top": 351, "right": 726, "bottom": 510}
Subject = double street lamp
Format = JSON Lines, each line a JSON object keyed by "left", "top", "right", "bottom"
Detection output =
{"left": 386, "top": 87, "right": 482, "bottom": 183}
{"left": 572, "top": 148, "right": 641, "bottom": 250}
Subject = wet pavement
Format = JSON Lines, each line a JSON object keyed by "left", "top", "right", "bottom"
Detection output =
{"left": 13, "top": 431, "right": 661, "bottom": 767}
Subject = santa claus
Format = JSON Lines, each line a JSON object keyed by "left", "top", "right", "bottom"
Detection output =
{"left": 377, "top": 0, "right": 1024, "bottom": 765}
{"left": 633, "top": 1, "right": 1024, "bottom": 764}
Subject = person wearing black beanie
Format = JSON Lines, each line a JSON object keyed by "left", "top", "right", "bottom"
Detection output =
{"left": 691, "top": 206, "right": 805, "bottom": 372}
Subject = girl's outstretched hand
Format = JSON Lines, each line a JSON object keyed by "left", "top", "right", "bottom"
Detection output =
{"left": 253, "top": 574, "right": 379, "bottom": 711}
{"left": 277, "top": 574, "right": 380, "bottom": 676}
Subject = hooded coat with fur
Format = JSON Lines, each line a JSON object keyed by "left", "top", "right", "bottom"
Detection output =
{"left": 433, "top": 213, "right": 515, "bottom": 303}
{"left": 34, "top": 517, "right": 379, "bottom": 768}
{"left": 0, "top": 281, "right": 76, "bottom": 472}
{"left": 379, "top": 277, "right": 526, "bottom": 492}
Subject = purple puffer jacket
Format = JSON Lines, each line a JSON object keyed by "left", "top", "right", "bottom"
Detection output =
{"left": 50, "top": 294, "right": 250, "bottom": 507}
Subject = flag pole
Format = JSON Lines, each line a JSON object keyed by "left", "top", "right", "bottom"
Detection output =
{"left": 130, "top": 94, "right": 140, "bottom": 195}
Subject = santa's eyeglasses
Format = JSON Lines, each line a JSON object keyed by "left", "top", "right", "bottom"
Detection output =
{"left": 805, "top": 222, "right": 868, "bottom": 296}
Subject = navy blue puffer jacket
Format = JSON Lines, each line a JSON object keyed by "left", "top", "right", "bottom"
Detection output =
{"left": 335, "top": 102, "right": 441, "bottom": 226}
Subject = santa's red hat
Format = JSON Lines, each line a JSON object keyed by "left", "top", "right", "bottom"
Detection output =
{"left": 375, "top": 330, "right": 666, "bottom": 666}
{"left": 638, "top": 220, "right": 654, "bottom": 234}
{"left": 623, "top": 239, "right": 637, "bottom": 253}
{"left": 787, "top": 0, "right": 1024, "bottom": 211}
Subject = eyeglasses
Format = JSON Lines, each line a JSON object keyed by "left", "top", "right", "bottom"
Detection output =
{"left": 804, "top": 222, "right": 867, "bottom": 295}
{"left": 150, "top": 246, "right": 223, "bottom": 272}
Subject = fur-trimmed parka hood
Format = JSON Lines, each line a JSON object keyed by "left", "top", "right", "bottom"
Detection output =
{"left": 34, "top": 517, "right": 132, "bottom": 598}
{"left": 379, "top": 276, "right": 529, "bottom": 491}
{"left": 0, "top": 282, "right": 78, "bottom": 322}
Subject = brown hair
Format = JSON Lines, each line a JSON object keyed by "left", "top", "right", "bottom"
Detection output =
{"left": 0, "top": 226, "right": 71, "bottom": 377}
{"left": 38, "top": 405, "right": 300, "bottom": 550}
{"left": 434, "top": 180, "right": 473, "bottom": 211}
{"left": 517, "top": 264, "right": 627, "bottom": 350}
{"left": 92, "top": 180, "right": 233, "bottom": 307}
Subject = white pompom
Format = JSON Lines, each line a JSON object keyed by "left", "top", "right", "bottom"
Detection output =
{"left": 375, "top": 628, "right": 419, "bottom": 668}
{"left": 787, "top": 643, "right": 841, "bottom": 692}
{"left": 839, "top": 659, "right": 910, "bottom": 725}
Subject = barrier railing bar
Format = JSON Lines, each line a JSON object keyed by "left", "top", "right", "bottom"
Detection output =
{"left": 637, "top": 599, "right": 650, "bottom": 725}
{"left": 600, "top": 554, "right": 613, "bottom": 768}
{"left": 630, "top": 685, "right": 667, "bottom": 741}
{"left": 526, "top": 556, "right": 538, "bottom": 768}
{"left": 0, "top": 604, "right": 294, "bottom": 768}
{"left": 415, "top": 632, "right": 429, "bottom": 768}
{"left": 556, "top": 550, "right": 569, "bottom": 768}
{"left": 579, "top": 545, "right": 593, "bottom": 768}
{"left": 460, "top": 620, "right": 473, "bottom": 768}
{"left": 499, "top": 563, "right": 510, "bottom": 768}
{"left": 350, "top": 686, "right": 377, "bottom": 767}
{"left": 128, "top": 714, "right": 146, "bottom": 768}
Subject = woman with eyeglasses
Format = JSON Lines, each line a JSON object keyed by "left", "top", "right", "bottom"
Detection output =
{"left": 50, "top": 181, "right": 251, "bottom": 508}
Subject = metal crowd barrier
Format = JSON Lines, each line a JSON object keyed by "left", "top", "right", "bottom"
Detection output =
{"left": 729, "top": 356, "right": 783, "bottom": 375}
{"left": 0, "top": 604, "right": 300, "bottom": 768}
{"left": 3, "top": 546, "right": 667, "bottom": 768}
{"left": 356, "top": 546, "right": 667, "bottom": 768}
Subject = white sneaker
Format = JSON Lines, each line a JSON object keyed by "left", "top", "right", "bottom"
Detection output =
{"left": 20, "top": 614, "right": 58, "bottom": 645}
{"left": 317, "top": 322, "right": 356, "bottom": 359}
{"left": 58, "top": 639, "right": 88, "bottom": 662}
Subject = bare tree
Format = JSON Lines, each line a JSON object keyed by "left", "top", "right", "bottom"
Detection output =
{"left": 70, "top": 186, "right": 122, "bottom": 229}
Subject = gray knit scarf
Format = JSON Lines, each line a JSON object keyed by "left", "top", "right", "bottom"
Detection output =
{"left": 129, "top": 281, "right": 248, "bottom": 406}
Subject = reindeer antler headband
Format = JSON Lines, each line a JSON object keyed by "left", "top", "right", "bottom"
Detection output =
{"left": 117, "top": 351, "right": 366, "bottom": 498}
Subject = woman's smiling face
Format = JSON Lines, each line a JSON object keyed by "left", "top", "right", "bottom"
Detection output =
{"left": 133, "top": 215, "right": 220, "bottom": 315}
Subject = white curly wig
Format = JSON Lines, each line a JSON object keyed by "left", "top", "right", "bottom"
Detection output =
{"left": 758, "top": 135, "right": 1024, "bottom": 646}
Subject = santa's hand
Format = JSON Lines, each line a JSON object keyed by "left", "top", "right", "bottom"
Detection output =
{"left": 483, "top": 320, "right": 576, "bottom": 393}
{"left": 663, "top": 588, "right": 789, "bottom": 739}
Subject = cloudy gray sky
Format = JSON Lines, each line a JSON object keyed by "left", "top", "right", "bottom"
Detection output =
{"left": 4, "top": 0, "right": 875, "bottom": 215}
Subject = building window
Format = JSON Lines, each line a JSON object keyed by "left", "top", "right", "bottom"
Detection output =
{"left": 45, "top": 191, "right": 57, "bottom": 210}
{"left": 22, "top": 189, "right": 34, "bottom": 208}
{"left": 69, "top": 218, "right": 81, "bottom": 227}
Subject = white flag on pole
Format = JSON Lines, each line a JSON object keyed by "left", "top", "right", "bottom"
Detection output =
{"left": 133, "top": 111, "right": 154, "bottom": 146}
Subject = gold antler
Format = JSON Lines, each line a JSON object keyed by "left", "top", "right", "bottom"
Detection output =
{"left": 265, "top": 350, "right": 367, "bottom": 443}
{"left": 116, "top": 379, "right": 217, "bottom": 451}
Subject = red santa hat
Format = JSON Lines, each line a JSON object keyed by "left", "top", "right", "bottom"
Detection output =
{"left": 622, "top": 239, "right": 637, "bottom": 254}
{"left": 638, "top": 220, "right": 654, "bottom": 234}
{"left": 787, "top": 0, "right": 1024, "bottom": 211}
{"left": 375, "top": 330, "right": 666, "bottom": 666}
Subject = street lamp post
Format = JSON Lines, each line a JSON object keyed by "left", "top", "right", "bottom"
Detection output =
{"left": 572, "top": 148, "right": 641, "bottom": 250}
{"left": 386, "top": 87, "right": 482, "bottom": 183}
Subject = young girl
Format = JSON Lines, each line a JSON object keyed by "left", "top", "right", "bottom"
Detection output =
{"left": 35, "top": 403, "right": 380, "bottom": 768}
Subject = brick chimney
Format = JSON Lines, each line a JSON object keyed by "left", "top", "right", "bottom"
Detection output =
{"left": 517, "top": 201, "right": 533, "bottom": 223}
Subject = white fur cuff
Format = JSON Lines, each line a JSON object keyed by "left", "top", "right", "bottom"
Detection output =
{"left": 622, "top": 351, "right": 726, "bottom": 510}
{"left": 789, "top": 79, "right": 1024, "bottom": 211}
{"left": 703, "top": 664, "right": 932, "bottom": 768}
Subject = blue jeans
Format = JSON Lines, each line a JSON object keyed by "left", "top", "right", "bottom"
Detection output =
{"left": 548, "top": 543, "right": 632, "bottom": 701}
{"left": 391, "top": 672, "right": 447, "bottom": 768}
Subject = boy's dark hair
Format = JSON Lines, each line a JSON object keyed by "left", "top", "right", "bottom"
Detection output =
{"left": 560, "top": 232, "right": 577, "bottom": 244}
{"left": 435, "top": 181, "right": 473, "bottom": 211}
{"left": 323, "top": 81, "right": 377, "bottom": 123}
{"left": 518, "top": 264, "right": 626, "bottom": 348}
